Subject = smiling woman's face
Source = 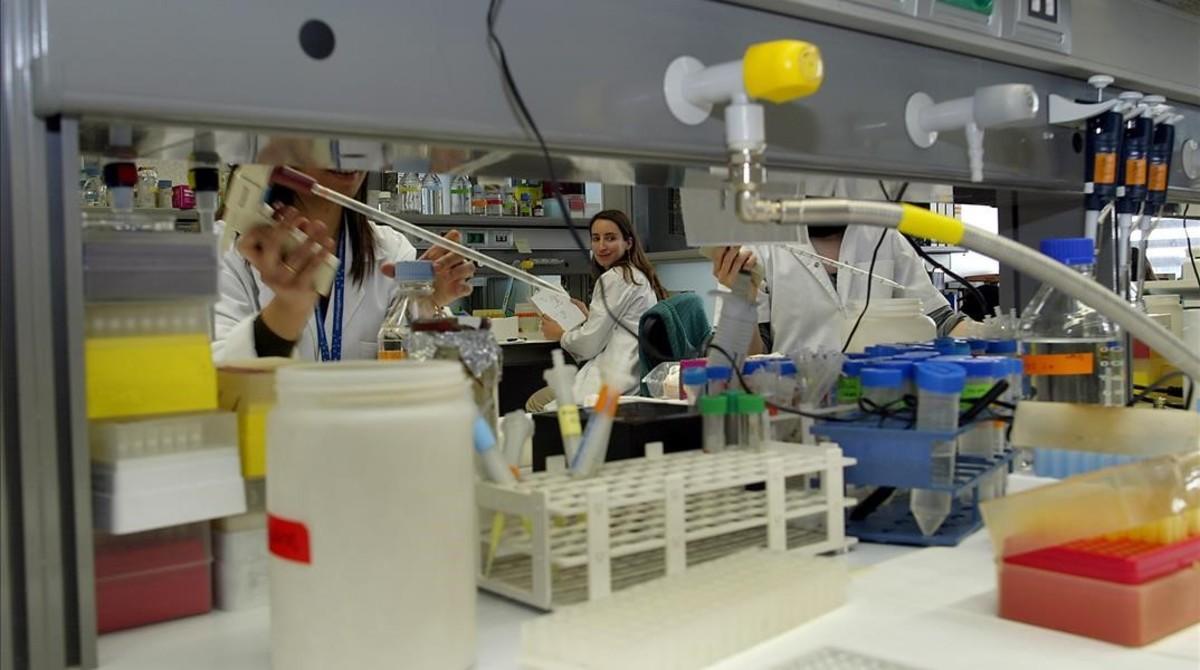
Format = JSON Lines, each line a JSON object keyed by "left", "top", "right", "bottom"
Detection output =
{"left": 311, "top": 168, "right": 366, "bottom": 197}
{"left": 591, "top": 218, "right": 630, "bottom": 268}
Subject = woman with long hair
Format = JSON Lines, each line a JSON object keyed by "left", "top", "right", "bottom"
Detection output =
{"left": 212, "top": 140, "right": 475, "bottom": 362}
{"left": 529, "top": 209, "right": 666, "bottom": 409}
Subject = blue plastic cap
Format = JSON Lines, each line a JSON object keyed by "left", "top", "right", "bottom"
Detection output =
{"left": 394, "top": 260, "right": 434, "bottom": 282}
{"left": 682, "top": 367, "right": 708, "bottom": 385}
{"left": 845, "top": 352, "right": 872, "bottom": 360}
{"left": 865, "top": 344, "right": 902, "bottom": 357}
{"left": 896, "top": 351, "right": 939, "bottom": 361}
{"left": 707, "top": 365, "right": 732, "bottom": 381}
{"left": 742, "top": 360, "right": 765, "bottom": 375}
{"left": 915, "top": 362, "right": 967, "bottom": 394}
{"left": 986, "top": 339, "right": 1019, "bottom": 355}
{"left": 934, "top": 338, "right": 971, "bottom": 355}
{"left": 860, "top": 367, "right": 903, "bottom": 389}
{"left": 842, "top": 359, "right": 879, "bottom": 376}
{"left": 472, "top": 415, "right": 496, "bottom": 453}
{"left": 1040, "top": 237, "right": 1095, "bottom": 266}
{"left": 967, "top": 339, "right": 990, "bottom": 353}
{"left": 779, "top": 360, "right": 798, "bottom": 375}
{"left": 874, "top": 360, "right": 916, "bottom": 380}
{"left": 932, "top": 355, "right": 1004, "bottom": 378}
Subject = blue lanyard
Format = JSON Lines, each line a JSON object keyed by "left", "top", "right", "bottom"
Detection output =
{"left": 314, "top": 226, "right": 346, "bottom": 362}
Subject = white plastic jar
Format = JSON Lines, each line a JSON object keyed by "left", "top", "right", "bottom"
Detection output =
{"left": 844, "top": 298, "right": 937, "bottom": 353}
{"left": 267, "top": 361, "right": 476, "bottom": 670}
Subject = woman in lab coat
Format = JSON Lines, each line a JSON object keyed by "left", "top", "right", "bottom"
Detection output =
{"left": 528, "top": 210, "right": 667, "bottom": 409}
{"left": 212, "top": 166, "right": 474, "bottom": 362}
{"left": 712, "top": 224, "right": 970, "bottom": 355}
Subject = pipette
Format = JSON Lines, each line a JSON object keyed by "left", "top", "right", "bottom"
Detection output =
{"left": 475, "top": 414, "right": 518, "bottom": 485}
{"left": 474, "top": 414, "right": 518, "bottom": 577}
{"left": 569, "top": 370, "right": 629, "bottom": 478}
{"left": 786, "top": 246, "right": 904, "bottom": 289}
{"left": 269, "top": 166, "right": 567, "bottom": 296}
{"left": 544, "top": 349, "right": 583, "bottom": 463}
{"left": 500, "top": 410, "right": 534, "bottom": 468}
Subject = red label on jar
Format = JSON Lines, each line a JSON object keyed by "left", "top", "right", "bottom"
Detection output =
{"left": 269, "top": 514, "right": 311, "bottom": 564}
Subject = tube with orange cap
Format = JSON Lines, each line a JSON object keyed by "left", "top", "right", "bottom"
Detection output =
{"left": 568, "top": 368, "right": 631, "bottom": 478}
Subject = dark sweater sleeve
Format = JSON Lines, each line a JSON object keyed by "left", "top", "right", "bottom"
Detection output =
{"left": 928, "top": 305, "right": 968, "bottom": 337}
{"left": 253, "top": 314, "right": 298, "bottom": 358}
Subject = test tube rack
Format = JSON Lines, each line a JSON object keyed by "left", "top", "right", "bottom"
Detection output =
{"left": 811, "top": 418, "right": 1015, "bottom": 547}
{"left": 521, "top": 549, "right": 848, "bottom": 670}
{"left": 476, "top": 442, "right": 855, "bottom": 610}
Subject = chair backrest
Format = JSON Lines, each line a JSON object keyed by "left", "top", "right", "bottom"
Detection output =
{"left": 637, "top": 293, "right": 712, "bottom": 386}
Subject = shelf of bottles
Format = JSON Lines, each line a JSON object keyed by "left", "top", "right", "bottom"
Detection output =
{"left": 376, "top": 171, "right": 589, "bottom": 225}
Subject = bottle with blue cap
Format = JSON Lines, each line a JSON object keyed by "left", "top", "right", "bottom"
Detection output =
{"left": 741, "top": 359, "right": 771, "bottom": 398}
{"left": 909, "top": 362, "right": 966, "bottom": 537}
{"left": 860, "top": 367, "right": 904, "bottom": 409}
{"left": 377, "top": 260, "right": 435, "bottom": 360}
{"left": 681, "top": 366, "right": 708, "bottom": 406}
{"left": 873, "top": 360, "right": 916, "bottom": 397}
{"left": 707, "top": 365, "right": 733, "bottom": 396}
{"left": 837, "top": 359, "right": 877, "bottom": 405}
{"left": 1019, "top": 238, "right": 1126, "bottom": 406}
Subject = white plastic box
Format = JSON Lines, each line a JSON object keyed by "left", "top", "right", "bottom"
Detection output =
{"left": 91, "top": 411, "right": 247, "bottom": 534}
{"left": 213, "top": 519, "right": 268, "bottom": 611}
{"left": 477, "top": 441, "right": 855, "bottom": 609}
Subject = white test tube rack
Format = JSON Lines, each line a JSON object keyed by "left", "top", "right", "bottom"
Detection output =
{"left": 476, "top": 441, "right": 855, "bottom": 610}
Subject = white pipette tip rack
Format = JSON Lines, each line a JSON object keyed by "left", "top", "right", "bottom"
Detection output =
{"left": 91, "top": 411, "right": 247, "bottom": 534}
{"left": 520, "top": 548, "right": 848, "bottom": 670}
{"left": 771, "top": 647, "right": 922, "bottom": 670}
{"left": 477, "top": 442, "right": 855, "bottom": 610}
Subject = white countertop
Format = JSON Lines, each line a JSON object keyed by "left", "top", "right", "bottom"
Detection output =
{"left": 96, "top": 477, "right": 1199, "bottom": 670}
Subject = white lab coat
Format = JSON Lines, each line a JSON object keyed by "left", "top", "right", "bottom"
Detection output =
{"left": 743, "top": 226, "right": 950, "bottom": 354}
{"left": 561, "top": 267, "right": 658, "bottom": 400}
{"left": 212, "top": 224, "right": 419, "bottom": 362}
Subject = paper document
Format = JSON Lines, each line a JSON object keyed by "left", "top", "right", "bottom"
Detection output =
{"left": 531, "top": 290, "right": 586, "bottom": 331}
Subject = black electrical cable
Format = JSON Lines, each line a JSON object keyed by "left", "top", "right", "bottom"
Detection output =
{"left": 839, "top": 182, "right": 914, "bottom": 354}
{"left": 902, "top": 235, "right": 991, "bottom": 318}
{"left": 1126, "top": 370, "right": 1188, "bottom": 407}
{"left": 1183, "top": 204, "right": 1198, "bottom": 296}
{"left": 841, "top": 230, "right": 888, "bottom": 353}
{"left": 486, "top": 0, "right": 670, "bottom": 362}
{"left": 959, "top": 379, "right": 1010, "bottom": 424}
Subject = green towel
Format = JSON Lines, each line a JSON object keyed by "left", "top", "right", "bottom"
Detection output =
{"left": 638, "top": 293, "right": 712, "bottom": 384}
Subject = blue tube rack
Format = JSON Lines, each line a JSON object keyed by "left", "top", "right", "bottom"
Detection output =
{"left": 1031, "top": 448, "right": 1142, "bottom": 479}
{"left": 811, "top": 417, "right": 1015, "bottom": 547}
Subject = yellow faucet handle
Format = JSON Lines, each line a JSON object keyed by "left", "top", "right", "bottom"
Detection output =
{"left": 742, "top": 40, "right": 824, "bottom": 104}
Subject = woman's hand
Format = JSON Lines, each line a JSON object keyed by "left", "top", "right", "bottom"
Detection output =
{"left": 541, "top": 315, "right": 564, "bottom": 341}
{"left": 570, "top": 298, "right": 589, "bottom": 318}
{"left": 238, "top": 205, "right": 334, "bottom": 340}
{"left": 711, "top": 245, "right": 757, "bottom": 289}
{"left": 382, "top": 230, "right": 476, "bottom": 312}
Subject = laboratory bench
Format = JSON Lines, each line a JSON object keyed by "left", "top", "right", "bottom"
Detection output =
{"left": 497, "top": 338, "right": 561, "bottom": 414}
{"left": 94, "top": 475, "right": 1199, "bottom": 670}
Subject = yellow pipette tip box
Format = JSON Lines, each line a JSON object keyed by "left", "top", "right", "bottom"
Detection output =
{"left": 86, "top": 334, "right": 218, "bottom": 420}
{"left": 217, "top": 358, "right": 295, "bottom": 478}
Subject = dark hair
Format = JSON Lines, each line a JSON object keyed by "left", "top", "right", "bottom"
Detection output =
{"left": 588, "top": 209, "right": 668, "bottom": 300}
{"left": 264, "top": 175, "right": 377, "bottom": 286}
